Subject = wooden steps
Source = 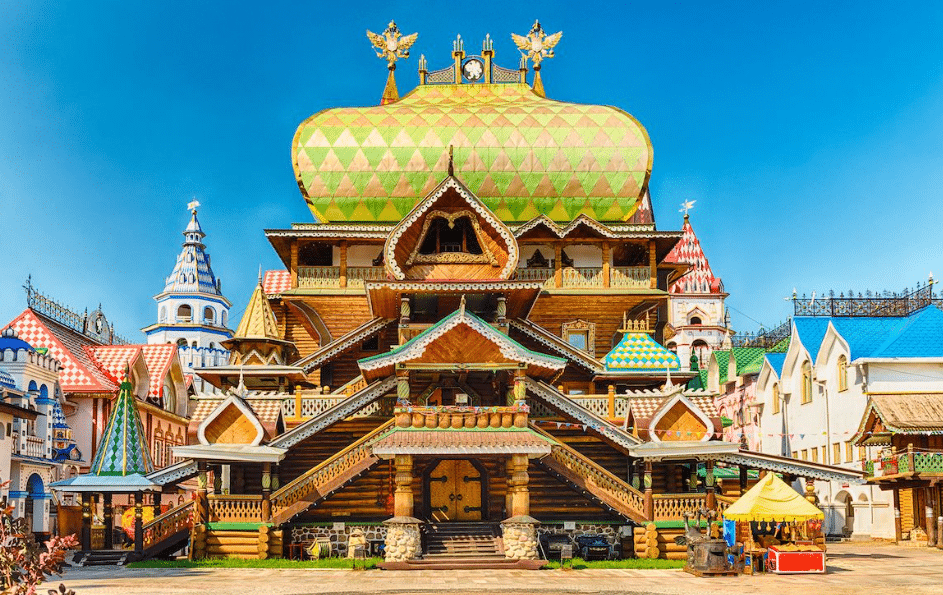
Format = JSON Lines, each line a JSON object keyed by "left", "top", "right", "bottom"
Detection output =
{"left": 380, "top": 557, "right": 546, "bottom": 570}
{"left": 72, "top": 550, "right": 135, "bottom": 567}
{"left": 378, "top": 522, "right": 547, "bottom": 569}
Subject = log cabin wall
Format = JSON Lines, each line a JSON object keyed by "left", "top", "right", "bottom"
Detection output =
{"left": 528, "top": 463, "right": 621, "bottom": 522}
{"left": 542, "top": 427, "right": 631, "bottom": 479}
{"left": 278, "top": 418, "right": 389, "bottom": 486}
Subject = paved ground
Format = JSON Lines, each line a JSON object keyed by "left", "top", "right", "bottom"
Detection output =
{"left": 58, "top": 543, "right": 943, "bottom": 595}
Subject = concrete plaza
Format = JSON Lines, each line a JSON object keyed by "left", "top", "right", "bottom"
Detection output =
{"left": 58, "top": 543, "right": 942, "bottom": 595}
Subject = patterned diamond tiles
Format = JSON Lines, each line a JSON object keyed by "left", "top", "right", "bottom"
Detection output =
{"left": 89, "top": 375, "right": 154, "bottom": 476}
{"left": 663, "top": 215, "right": 722, "bottom": 294}
{"left": 603, "top": 332, "right": 681, "bottom": 372}
{"left": 263, "top": 270, "right": 291, "bottom": 296}
{"left": 293, "top": 83, "right": 653, "bottom": 223}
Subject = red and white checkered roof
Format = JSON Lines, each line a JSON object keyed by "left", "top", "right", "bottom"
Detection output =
{"left": 663, "top": 216, "right": 722, "bottom": 294}
{"left": 263, "top": 270, "right": 291, "bottom": 297}
{"left": 8, "top": 309, "right": 116, "bottom": 392}
{"left": 141, "top": 344, "right": 177, "bottom": 399}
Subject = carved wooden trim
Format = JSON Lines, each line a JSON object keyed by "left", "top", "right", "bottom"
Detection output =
{"left": 562, "top": 319, "right": 596, "bottom": 358}
{"left": 405, "top": 209, "right": 498, "bottom": 267}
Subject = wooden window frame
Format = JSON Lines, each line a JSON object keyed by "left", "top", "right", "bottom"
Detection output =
{"left": 562, "top": 319, "right": 596, "bottom": 358}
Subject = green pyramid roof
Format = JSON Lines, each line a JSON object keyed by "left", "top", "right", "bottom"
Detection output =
{"left": 89, "top": 375, "right": 155, "bottom": 477}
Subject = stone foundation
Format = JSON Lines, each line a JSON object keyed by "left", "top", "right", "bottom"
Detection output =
{"left": 501, "top": 515, "right": 540, "bottom": 560}
{"left": 289, "top": 524, "right": 386, "bottom": 558}
{"left": 537, "top": 522, "right": 623, "bottom": 547}
{"left": 383, "top": 517, "right": 422, "bottom": 562}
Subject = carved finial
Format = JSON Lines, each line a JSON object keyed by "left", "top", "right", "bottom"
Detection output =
{"left": 512, "top": 20, "right": 562, "bottom": 98}
{"left": 679, "top": 200, "right": 696, "bottom": 218}
{"left": 258, "top": 264, "right": 263, "bottom": 284}
{"left": 459, "top": 294, "right": 466, "bottom": 316}
{"left": 187, "top": 199, "right": 200, "bottom": 213}
{"left": 448, "top": 145, "right": 454, "bottom": 176}
{"left": 367, "top": 21, "right": 418, "bottom": 105}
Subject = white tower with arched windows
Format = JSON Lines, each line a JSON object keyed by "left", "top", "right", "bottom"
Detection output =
{"left": 143, "top": 203, "right": 232, "bottom": 393}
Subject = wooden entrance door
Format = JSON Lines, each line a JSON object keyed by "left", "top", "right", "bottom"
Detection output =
{"left": 428, "top": 460, "right": 483, "bottom": 521}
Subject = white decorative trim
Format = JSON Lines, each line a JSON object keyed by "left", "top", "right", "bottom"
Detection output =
{"left": 147, "top": 460, "right": 198, "bottom": 486}
{"left": 645, "top": 392, "right": 714, "bottom": 444}
{"left": 197, "top": 395, "right": 265, "bottom": 446}
{"left": 514, "top": 214, "right": 621, "bottom": 239}
{"left": 359, "top": 311, "right": 565, "bottom": 373}
{"left": 383, "top": 177, "right": 519, "bottom": 281}
{"left": 296, "top": 317, "right": 394, "bottom": 373}
{"left": 508, "top": 319, "right": 604, "bottom": 373}
{"left": 715, "top": 452, "right": 865, "bottom": 483}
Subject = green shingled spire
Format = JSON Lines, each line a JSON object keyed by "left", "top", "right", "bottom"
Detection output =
{"left": 89, "top": 371, "right": 154, "bottom": 476}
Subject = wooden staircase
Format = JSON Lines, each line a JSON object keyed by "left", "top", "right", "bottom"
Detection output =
{"left": 531, "top": 424, "right": 648, "bottom": 523}
{"left": 270, "top": 419, "right": 395, "bottom": 525}
{"left": 72, "top": 550, "right": 134, "bottom": 567}
{"left": 141, "top": 500, "right": 194, "bottom": 559}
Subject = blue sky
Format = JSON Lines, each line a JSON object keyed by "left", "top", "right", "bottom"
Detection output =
{"left": 1, "top": 1, "right": 941, "bottom": 338}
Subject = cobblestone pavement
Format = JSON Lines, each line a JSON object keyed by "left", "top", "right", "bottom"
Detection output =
{"left": 58, "top": 543, "right": 943, "bottom": 595}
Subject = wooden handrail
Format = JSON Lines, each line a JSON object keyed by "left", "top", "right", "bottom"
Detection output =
{"left": 142, "top": 500, "right": 194, "bottom": 549}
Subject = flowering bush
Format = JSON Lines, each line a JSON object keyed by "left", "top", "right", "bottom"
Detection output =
{"left": 0, "top": 489, "right": 78, "bottom": 595}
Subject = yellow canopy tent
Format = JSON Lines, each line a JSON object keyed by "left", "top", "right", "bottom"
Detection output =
{"left": 723, "top": 473, "right": 824, "bottom": 522}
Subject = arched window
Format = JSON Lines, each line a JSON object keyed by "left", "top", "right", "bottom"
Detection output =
{"left": 692, "top": 340, "right": 710, "bottom": 368}
{"left": 177, "top": 304, "right": 192, "bottom": 322}
{"left": 801, "top": 361, "right": 813, "bottom": 404}
{"left": 419, "top": 216, "right": 483, "bottom": 255}
{"left": 176, "top": 338, "right": 188, "bottom": 347}
{"left": 771, "top": 383, "right": 780, "bottom": 414}
{"left": 28, "top": 380, "right": 38, "bottom": 394}
{"left": 690, "top": 316, "right": 702, "bottom": 326}
{"left": 837, "top": 355, "right": 848, "bottom": 392}
{"left": 666, "top": 342, "right": 677, "bottom": 353}
{"left": 38, "top": 385, "right": 48, "bottom": 400}
{"left": 221, "top": 311, "right": 228, "bottom": 327}
{"left": 203, "top": 307, "right": 215, "bottom": 324}
{"left": 159, "top": 306, "right": 167, "bottom": 323}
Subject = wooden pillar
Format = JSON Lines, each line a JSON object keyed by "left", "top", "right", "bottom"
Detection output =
{"left": 924, "top": 487, "right": 935, "bottom": 547}
{"left": 607, "top": 384, "right": 616, "bottom": 420}
{"left": 393, "top": 454, "right": 414, "bottom": 518}
{"left": 648, "top": 239, "right": 657, "bottom": 289}
{"left": 339, "top": 241, "right": 348, "bottom": 288}
{"left": 396, "top": 369, "right": 410, "bottom": 405}
{"left": 290, "top": 240, "right": 299, "bottom": 289}
{"left": 513, "top": 368, "right": 526, "bottom": 403}
{"left": 80, "top": 493, "right": 92, "bottom": 550}
{"left": 893, "top": 489, "right": 903, "bottom": 543}
{"left": 553, "top": 243, "right": 562, "bottom": 288}
{"left": 602, "top": 242, "right": 611, "bottom": 288}
{"left": 261, "top": 462, "right": 272, "bottom": 523}
{"left": 496, "top": 295, "right": 507, "bottom": 324}
{"left": 739, "top": 465, "right": 748, "bottom": 494}
{"left": 506, "top": 454, "right": 530, "bottom": 518}
{"left": 400, "top": 296, "right": 411, "bottom": 325}
{"left": 705, "top": 460, "right": 716, "bottom": 511}
{"left": 133, "top": 492, "right": 144, "bottom": 553}
{"left": 196, "top": 461, "right": 208, "bottom": 524}
{"left": 102, "top": 493, "right": 113, "bottom": 550}
{"left": 293, "top": 386, "right": 303, "bottom": 421}
{"left": 643, "top": 460, "right": 654, "bottom": 520}
{"left": 152, "top": 492, "right": 162, "bottom": 519}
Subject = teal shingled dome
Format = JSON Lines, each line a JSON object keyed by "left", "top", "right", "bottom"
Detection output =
{"left": 603, "top": 331, "right": 680, "bottom": 372}
{"left": 89, "top": 374, "right": 154, "bottom": 476}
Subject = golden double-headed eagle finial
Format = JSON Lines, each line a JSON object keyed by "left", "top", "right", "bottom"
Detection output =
{"left": 367, "top": 21, "right": 418, "bottom": 69}
{"left": 512, "top": 20, "right": 562, "bottom": 68}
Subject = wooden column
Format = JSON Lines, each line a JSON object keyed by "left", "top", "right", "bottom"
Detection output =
{"left": 643, "top": 460, "right": 654, "bottom": 520}
{"left": 739, "top": 465, "right": 748, "bottom": 494}
{"left": 80, "top": 493, "right": 92, "bottom": 550}
{"left": 607, "top": 384, "right": 616, "bottom": 420}
{"left": 339, "top": 241, "right": 348, "bottom": 288}
{"left": 290, "top": 241, "right": 299, "bottom": 289}
{"left": 400, "top": 296, "right": 411, "bottom": 325}
{"left": 648, "top": 239, "right": 657, "bottom": 289}
{"left": 893, "top": 489, "right": 903, "bottom": 543}
{"left": 506, "top": 454, "right": 530, "bottom": 517}
{"left": 924, "top": 487, "right": 935, "bottom": 547}
{"left": 602, "top": 242, "right": 611, "bottom": 288}
{"left": 261, "top": 462, "right": 272, "bottom": 523}
{"left": 553, "top": 243, "right": 562, "bottom": 288}
{"left": 396, "top": 369, "right": 410, "bottom": 405}
{"left": 393, "top": 454, "right": 414, "bottom": 517}
{"left": 152, "top": 492, "right": 162, "bottom": 519}
{"left": 196, "top": 461, "right": 208, "bottom": 524}
{"left": 496, "top": 295, "right": 507, "bottom": 324}
{"left": 133, "top": 492, "right": 144, "bottom": 553}
{"left": 102, "top": 493, "right": 113, "bottom": 550}
{"left": 705, "top": 460, "right": 717, "bottom": 511}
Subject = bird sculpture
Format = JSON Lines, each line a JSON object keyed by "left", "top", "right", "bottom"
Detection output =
{"left": 512, "top": 20, "right": 562, "bottom": 68}
{"left": 367, "top": 21, "right": 418, "bottom": 68}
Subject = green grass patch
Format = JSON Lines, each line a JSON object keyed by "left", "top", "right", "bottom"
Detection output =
{"left": 542, "top": 557, "right": 686, "bottom": 570}
{"left": 126, "top": 557, "right": 382, "bottom": 570}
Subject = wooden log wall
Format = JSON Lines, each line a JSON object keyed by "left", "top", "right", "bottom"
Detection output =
{"left": 528, "top": 463, "right": 619, "bottom": 521}
{"left": 542, "top": 427, "right": 630, "bottom": 479}
{"left": 204, "top": 529, "right": 265, "bottom": 559}
{"left": 279, "top": 418, "right": 388, "bottom": 486}
{"left": 296, "top": 464, "right": 395, "bottom": 522}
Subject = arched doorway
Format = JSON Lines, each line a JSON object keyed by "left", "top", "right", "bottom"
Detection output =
{"left": 835, "top": 490, "right": 854, "bottom": 536}
{"left": 25, "top": 473, "right": 45, "bottom": 536}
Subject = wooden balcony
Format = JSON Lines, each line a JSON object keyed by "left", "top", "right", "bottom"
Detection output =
{"left": 514, "top": 266, "right": 650, "bottom": 289}
{"left": 866, "top": 448, "right": 943, "bottom": 483}
{"left": 296, "top": 266, "right": 386, "bottom": 289}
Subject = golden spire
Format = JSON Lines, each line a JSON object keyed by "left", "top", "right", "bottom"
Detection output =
{"left": 234, "top": 280, "right": 280, "bottom": 341}
{"left": 367, "top": 21, "right": 418, "bottom": 105}
{"left": 512, "top": 20, "right": 562, "bottom": 98}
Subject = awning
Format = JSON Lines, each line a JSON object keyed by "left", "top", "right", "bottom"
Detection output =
{"left": 723, "top": 473, "right": 824, "bottom": 522}
{"left": 371, "top": 428, "right": 553, "bottom": 457}
{"left": 51, "top": 473, "right": 158, "bottom": 493}
{"left": 172, "top": 443, "right": 287, "bottom": 463}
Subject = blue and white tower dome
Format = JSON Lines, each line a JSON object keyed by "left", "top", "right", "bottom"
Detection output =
{"left": 142, "top": 201, "right": 232, "bottom": 393}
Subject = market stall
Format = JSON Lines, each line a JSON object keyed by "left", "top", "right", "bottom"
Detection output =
{"left": 723, "top": 473, "right": 826, "bottom": 574}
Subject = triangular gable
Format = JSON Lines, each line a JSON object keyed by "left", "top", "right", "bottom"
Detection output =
{"left": 383, "top": 176, "right": 519, "bottom": 280}
{"left": 851, "top": 400, "right": 886, "bottom": 445}
{"left": 86, "top": 345, "right": 147, "bottom": 391}
{"left": 140, "top": 344, "right": 178, "bottom": 402}
{"left": 8, "top": 309, "right": 117, "bottom": 393}
{"left": 647, "top": 391, "right": 714, "bottom": 443}
{"left": 198, "top": 395, "right": 266, "bottom": 446}
{"left": 358, "top": 307, "right": 565, "bottom": 381}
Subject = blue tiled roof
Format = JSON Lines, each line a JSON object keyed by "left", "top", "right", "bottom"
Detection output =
{"left": 764, "top": 352, "right": 787, "bottom": 378}
{"left": 794, "top": 305, "right": 943, "bottom": 362}
{"left": 0, "top": 370, "right": 16, "bottom": 390}
{"left": 162, "top": 209, "right": 225, "bottom": 296}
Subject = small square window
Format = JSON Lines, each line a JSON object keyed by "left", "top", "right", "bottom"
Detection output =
{"left": 567, "top": 331, "right": 588, "bottom": 351}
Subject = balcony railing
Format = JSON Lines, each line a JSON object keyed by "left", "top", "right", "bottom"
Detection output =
{"left": 866, "top": 450, "right": 943, "bottom": 478}
{"left": 297, "top": 266, "right": 385, "bottom": 289}
{"left": 207, "top": 494, "right": 263, "bottom": 523}
{"left": 12, "top": 434, "right": 47, "bottom": 458}
{"left": 529, "top": 393, "right": 629, "bottom": 421}
{"left": 514, "top": 266, "right": 650, "bottom": 289}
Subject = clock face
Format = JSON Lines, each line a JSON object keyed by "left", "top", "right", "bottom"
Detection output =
{"left": 462, "top": 58, "right": 484, "bottom": 82}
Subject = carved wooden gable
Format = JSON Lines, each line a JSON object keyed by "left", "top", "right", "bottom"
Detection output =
{"left": 648, "top": 393, "right": 713, "bottom": 443}
{"left": 383, "top": 177, "right": 518, "bottom": 281}
{"left": 198, "top": 395, "right": 265, "bottom": 446}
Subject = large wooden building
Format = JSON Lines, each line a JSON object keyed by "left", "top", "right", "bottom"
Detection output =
{"left": 126, "top": 24, "right": 862, "bottom": 566}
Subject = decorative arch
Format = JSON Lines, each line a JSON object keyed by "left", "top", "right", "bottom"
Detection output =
{"left": 204, "top": 307, "right": 216, "bottom": 324}
{"left": 648, "top": 392, "right": 714, "bottom": 443}
{"left": 837, "top": 355, "right": 848, "bottom": 392}
{"left": 197, "top": 395, "right": 265, "bottom": 446}
{"left": 177, "top": 304, "right": 192, "bottom": 321}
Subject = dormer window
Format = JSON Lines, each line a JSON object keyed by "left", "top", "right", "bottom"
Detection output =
{"left": 407, "top": 210, "right": 497, "bottom": 266}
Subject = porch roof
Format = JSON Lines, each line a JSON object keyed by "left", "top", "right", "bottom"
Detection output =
{"left": 371, "top": 427, "right": 553, "bottom": 457}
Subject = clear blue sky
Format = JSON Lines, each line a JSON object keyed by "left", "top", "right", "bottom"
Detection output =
{"left": 2, "top": 1, "right": 941, "bottom": 338}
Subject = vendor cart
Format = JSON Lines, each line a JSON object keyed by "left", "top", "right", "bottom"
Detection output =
{"left": 723, "top": 474, "right": 826, "bottom": 575}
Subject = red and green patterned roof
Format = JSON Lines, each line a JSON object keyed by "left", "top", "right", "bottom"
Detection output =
{"left": 293, "top": 83, "right": 653, "bottom": 223}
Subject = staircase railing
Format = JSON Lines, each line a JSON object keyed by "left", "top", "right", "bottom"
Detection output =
{"left": 271, "top": 419, "right": 394, "bottom": 516}
{"left": 531, "top": 424, "right": 645, "bottom": 519}
{"left": 652, "top": 494, "right": 706, "bottom": 521}
{"left": 142, "top": 500, "right": 194, "bottom": 549}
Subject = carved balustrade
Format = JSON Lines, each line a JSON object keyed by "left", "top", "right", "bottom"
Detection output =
{"left": 547, "top": 443, "right": 645, "bottom": 515}
{"left": 142, "top": 501, "right": 194, "bottom": 548}
{"left": 514, "top": 266, "right": 649, "bottom": 289}
{"left": 393, "top": 405, "right": 528, "bottom": 429}
{"left": 652, "top": 493, "right": 708, "bottom": 521}
{"left": 207, "top": 495, "right": 263, "bottom": 523}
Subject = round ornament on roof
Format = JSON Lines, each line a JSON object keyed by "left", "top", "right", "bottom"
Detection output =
{"left": 462, "top": 58, "right": 484, "bottom": 82}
